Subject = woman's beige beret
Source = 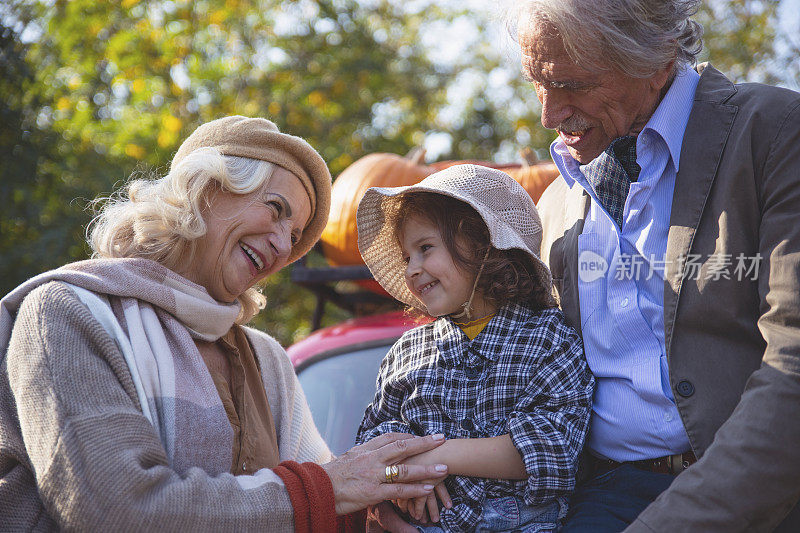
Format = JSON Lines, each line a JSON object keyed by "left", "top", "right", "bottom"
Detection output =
{"left": 171, "top": 115, "right": 331, "bottom": 264}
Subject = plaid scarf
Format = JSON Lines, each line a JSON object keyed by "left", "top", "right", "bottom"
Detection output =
{"left": 580, "top": 135, "right": 640, "bottom": 228}
{"left": 0, "top": 258, "right": 242, "bottom": 475}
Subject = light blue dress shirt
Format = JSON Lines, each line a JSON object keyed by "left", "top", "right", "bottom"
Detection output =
{"left": 549, "top": 67, "right": 700, "bottom": 461}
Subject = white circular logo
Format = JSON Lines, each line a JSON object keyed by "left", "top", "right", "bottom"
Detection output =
{"left": 578, "top": 250, "right": 608, "bottom": 282}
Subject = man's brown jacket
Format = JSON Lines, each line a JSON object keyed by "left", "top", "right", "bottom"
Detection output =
{"left": 537, "top": 64, "right": 800, "bottom": 532}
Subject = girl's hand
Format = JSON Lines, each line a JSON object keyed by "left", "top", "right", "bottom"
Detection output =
{"left": 392, "top": 495, "right": 431, "bottom": 523}
{"left": 412, "top": 482, "right": 453, "bottom": 523}
{"left": 411, "top": 494, "right": 434, "bottom": 523}
{"left": 393, "top": 498, "right": 410, "bottom": 515}
{"left": 433, "top": 480, "right": 453, "bottom": 514}
{"left": 434, "top": 483, "right": 453, "bottom": 510}
{"left": 366, "top": 502, "right": 418, "bottom": 533}
{"left": 397, "top": 480, "right": 452, "bottom": 523}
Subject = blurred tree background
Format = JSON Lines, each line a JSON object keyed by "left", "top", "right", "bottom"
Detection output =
{"left": 1, "top": 0, "right": 798, "bottom": 345}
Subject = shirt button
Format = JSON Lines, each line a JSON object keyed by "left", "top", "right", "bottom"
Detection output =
{"left": 242, "top": 462, "right": 247, "bottom": 472}
{"left": 620, "top": 297, "right": 630, "bottom": 308}
{"left": 665, "top": 412, "right": 673, "bottom": 422}
{"left": 676, "top": 380, "right": 695, "bottom": 398}
{"left": 460, "top": 419, "right": 474, "bottom": 431}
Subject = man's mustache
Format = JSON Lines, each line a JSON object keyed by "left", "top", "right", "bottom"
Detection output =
{"left": 554, "top": 116, "right": 593, "bottom": 132}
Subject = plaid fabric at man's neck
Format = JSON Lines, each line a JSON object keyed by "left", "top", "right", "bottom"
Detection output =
{"left": 580, "top": 135, "right": 640, "bottom": 228}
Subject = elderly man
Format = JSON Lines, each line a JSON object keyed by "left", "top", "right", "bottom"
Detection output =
{"left": 508, "top": 0, "right": 800, "bottom": 531}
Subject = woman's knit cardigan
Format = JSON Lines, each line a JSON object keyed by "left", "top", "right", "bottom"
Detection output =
{"left": 1, "top": 281, "right": 361, "bottom": 531}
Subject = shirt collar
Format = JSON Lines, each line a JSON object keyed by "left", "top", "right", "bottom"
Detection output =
{"left": 550, "top": 66, "right": 700, "bottom": 181}
{"left": 640, "top": 66, "right": 699, "bottom": 172}
{"left": 434, "top": 303, "right": 532, "bottom": 362}
{"left": 550, "top": 141, "right": 582, "bottom": 188}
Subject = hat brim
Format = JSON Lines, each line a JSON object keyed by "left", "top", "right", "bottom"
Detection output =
{"left": 356, "top": 166, "right": 553, "bottom": 311}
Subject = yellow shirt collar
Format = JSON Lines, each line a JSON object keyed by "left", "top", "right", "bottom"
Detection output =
{"left": 453, "top": 313, "right": 495, "bottom": 340}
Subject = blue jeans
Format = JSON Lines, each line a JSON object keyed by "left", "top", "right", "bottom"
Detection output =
{"left": 415, "top": 496, "right": 564, "bottom": 532}
{"left": 560, "top": 463, "right": 675, "bottom": 532}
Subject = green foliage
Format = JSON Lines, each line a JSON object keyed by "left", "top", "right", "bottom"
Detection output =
{"left": 1, "top": 0, "right": 797, "bottom": 345}
{"left": 0, "top": 21, "right": 127, "bottom": 297}
{"left": 1, "top": 0, "right": 468, "bottom": 345}
{"left": 18, "top": 0, "right": 460, "bottom": 173}
{"left": 696, "top": 0, "right": 782, "bottom": 84}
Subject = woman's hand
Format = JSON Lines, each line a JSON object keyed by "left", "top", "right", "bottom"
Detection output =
{"left": 321, "top": 433, "right": 448, "bottom": 515}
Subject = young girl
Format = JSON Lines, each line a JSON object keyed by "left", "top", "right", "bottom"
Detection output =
{"left": 355, "top": 164, "right": 594, "bottom": 532}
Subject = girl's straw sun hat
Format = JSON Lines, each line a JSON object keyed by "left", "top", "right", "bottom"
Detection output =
{"left": 356, "top": 164, "right": 553, "bottom": 311}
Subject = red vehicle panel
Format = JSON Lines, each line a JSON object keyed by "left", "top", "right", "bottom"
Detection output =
{"left": 288, "top": 311, "right": 425, "bottom": 368}
{"left": 288, "top": 311, "right": 431, "bottom": 454}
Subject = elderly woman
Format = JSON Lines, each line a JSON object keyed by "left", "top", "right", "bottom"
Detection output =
{"left": 0, "top": 116, "right": 447, "bottom": 531}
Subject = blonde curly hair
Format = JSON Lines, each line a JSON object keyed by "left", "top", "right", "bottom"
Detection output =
{"left": 88, "top": 147, "right": 274, "bottom": 323}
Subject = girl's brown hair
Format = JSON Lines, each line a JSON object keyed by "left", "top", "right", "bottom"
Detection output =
{"left": 391, "top": 191, "right": 555, "bottom": 312}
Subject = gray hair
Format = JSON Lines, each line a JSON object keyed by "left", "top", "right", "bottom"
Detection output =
{"left": 504, "top": 0, "right": 704, "bottom": 78}
{"left": 88, "top": 150, "right": 275, "bottom": 323}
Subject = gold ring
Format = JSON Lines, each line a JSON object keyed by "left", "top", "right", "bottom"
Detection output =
{"left": 384, "top": 465, "right": 399, "bottom": 483}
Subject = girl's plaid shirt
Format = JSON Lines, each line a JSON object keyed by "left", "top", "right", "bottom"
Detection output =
{"left": 356, "top": 303, "right": 594, "bottom": 532}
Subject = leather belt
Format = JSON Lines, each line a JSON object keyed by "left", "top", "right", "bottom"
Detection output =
{"left": 590, "top": 451, "right": 697, "bottom": 476}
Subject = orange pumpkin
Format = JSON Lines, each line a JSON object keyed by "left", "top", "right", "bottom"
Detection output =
{"left": 507, "top": 162, "right": 560, "bottom": 203}
{"left": 320, "top": 150, "right": 560, "bottom": 269}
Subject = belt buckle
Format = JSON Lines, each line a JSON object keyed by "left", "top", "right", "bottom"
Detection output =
{"left": 650, "top": 457, "right": 668, "bottom": 474}
{"left": 668, "top": 453, "right": 692, "bottom": 474}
